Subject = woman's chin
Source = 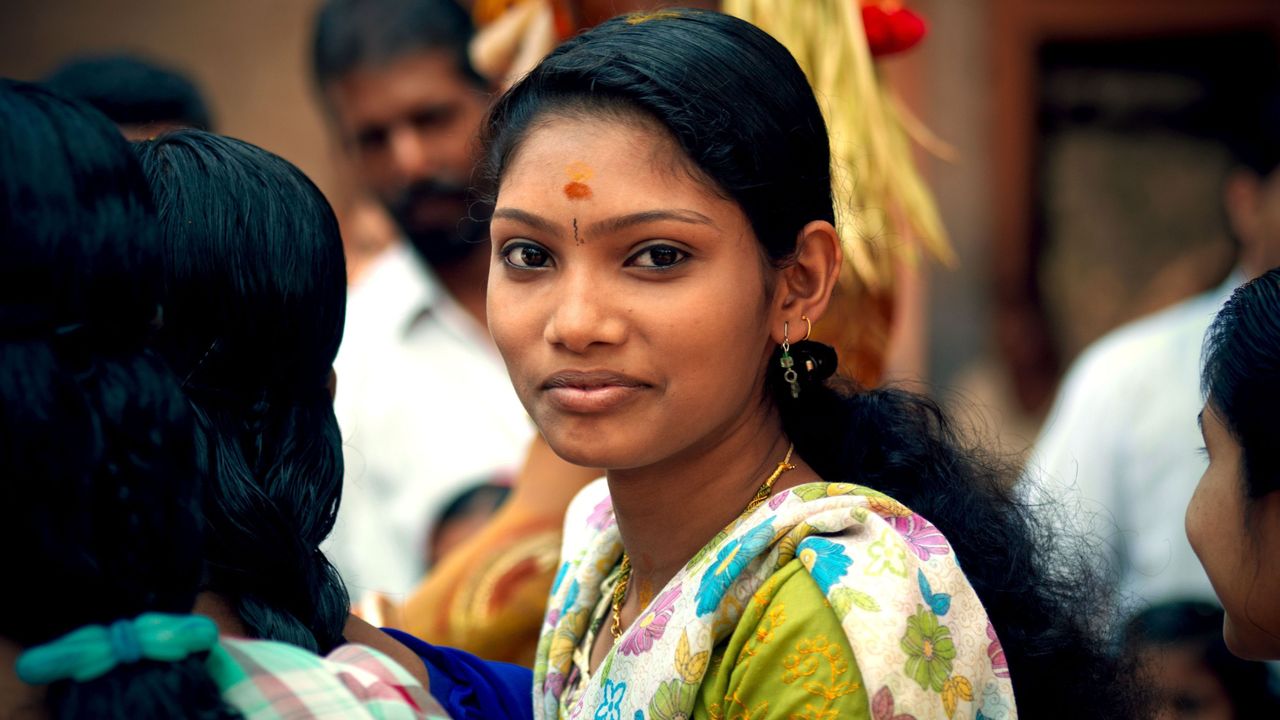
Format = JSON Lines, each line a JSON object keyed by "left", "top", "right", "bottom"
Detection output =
{"left": 1223, "top": 614, "right": 1280, "bottom": 661}
{"left": 538, "top": 428, "right": 649, "bottom": 472}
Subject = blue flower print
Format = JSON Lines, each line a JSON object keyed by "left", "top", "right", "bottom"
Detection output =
{"left": 695, "top": 520, "right": 774, "bottom": 616}
{"left": 551, "top": 561, "right": 571, "bottom": 595}
{"left": 594, "top": 679, "right": 627, "bottom": 720}
{"left": 564, "top": 579, "right": 581, "bottom": 612}
{"left": 797, "top": 537, "right": 853, "bottom": 593}
{"left": 917, "top": 569, "right": 951, "bottom": 616}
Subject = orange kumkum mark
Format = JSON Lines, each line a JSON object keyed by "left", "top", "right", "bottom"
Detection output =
{"left": 563, "top": 161, "right": 594, "bottom": 200}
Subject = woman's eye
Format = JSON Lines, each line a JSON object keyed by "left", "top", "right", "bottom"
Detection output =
{"left": 502, "top": 243, "right": 552, "bottom": 269}
{"left": 629, "top": 245, "right": 689, "bottom": 269}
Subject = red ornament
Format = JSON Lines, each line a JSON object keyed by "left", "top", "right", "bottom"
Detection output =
{"left": 861, "top": 2, "right": 927, "bottom": 58}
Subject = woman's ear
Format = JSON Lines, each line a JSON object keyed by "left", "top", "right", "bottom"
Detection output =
{"left": 769, "top": 220, "right": 842, "bottom": 343}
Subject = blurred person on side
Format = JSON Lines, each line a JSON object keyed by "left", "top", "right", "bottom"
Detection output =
{"left": 1028, "top": 90, "right": 1280, "bottom": 606}
{"left": 311, "top": 0, "right": 534, "bottom": 599}
{"left": 135, "top": 128, "right": 534, "bottom": 720}
{"left": 1124, "top": 601, "right": 1279, "bottom": 720}
{"left": 1187, "top": 269, "right": 1280, "bottom": 663}
{"left": 43, "top": 54, "right": 211, "bottom": 140}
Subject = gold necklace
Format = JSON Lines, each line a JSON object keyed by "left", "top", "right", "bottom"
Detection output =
{"left": 609, "top": 444, "right": 795, "bottom": 641}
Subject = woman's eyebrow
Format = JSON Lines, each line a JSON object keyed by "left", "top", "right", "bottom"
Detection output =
{"left": 491, "top": 207, "right": 716, "bottom": 238}
{"left": 491, "top": 207, "right": 561, "bottom": 235}
{"left": 588, "top": 209, "right": 717, "bottom": 235}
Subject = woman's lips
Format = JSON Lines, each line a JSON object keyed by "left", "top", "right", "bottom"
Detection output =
{"left": 541, "top": 371, "right": 648, "bottom": 414}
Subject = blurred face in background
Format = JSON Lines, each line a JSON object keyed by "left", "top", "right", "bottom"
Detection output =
{"left": 1225, "top": 167, "right": 1280, "bottom": 279}
{"left": 1137, "top": 643, "right": 1236, "bottom": 720}
{"left": 325, "top": 50, "right": 490, "bottom": 266}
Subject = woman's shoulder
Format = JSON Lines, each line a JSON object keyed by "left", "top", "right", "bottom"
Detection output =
{"left": 211, "top": 637, "right": 447, "bottom": 719}
{"left": 743, "top": 483, "right": 1017, "bottom": 719}
{"left": 700, "top": 559, "right": 871, "bottom": 719}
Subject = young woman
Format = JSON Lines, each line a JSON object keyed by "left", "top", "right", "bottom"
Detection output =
{"left": 134, "top": 129, "right": 532, "bottom": 720}
{"left": 1188, "top": 268, "right": 1280, "bottom": 661}
{"left": 0, "top": 79, "right": 441, "bottom": 720}
{"left": 134, "top": 131, "right": 351, "bottom": 655}
{"left": 481, "top": 11, "right": 1136, "bottom": 720}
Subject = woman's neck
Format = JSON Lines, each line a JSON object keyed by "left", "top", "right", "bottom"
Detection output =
{"left": 194, "top": 592, "right": 249, "bottom": 638}
{"left": 0, "top": 636, "right": 47, "bottom": 719}
{"left": 605, "top": 407, "right": 816, "bottom": 603}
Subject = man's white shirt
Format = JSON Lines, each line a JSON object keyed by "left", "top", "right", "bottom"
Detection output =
{"left": 326, "top": 243, "right": 533, "bottom": 598}
{"left": 1027, "top": 274, "right": 1240, "bottom": 607}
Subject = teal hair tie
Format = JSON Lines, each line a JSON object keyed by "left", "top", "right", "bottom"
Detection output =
{"left": 16, "top": 613, "right": 218, "bottom": 685}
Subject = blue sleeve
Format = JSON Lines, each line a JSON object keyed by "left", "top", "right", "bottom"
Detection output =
{"left": 381, "top": 627, "right": 533, "bottom": 720}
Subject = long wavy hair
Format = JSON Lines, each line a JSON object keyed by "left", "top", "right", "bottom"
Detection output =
{"left": 0, "top": 80, "right": 236, "bottom": 719}
{"left": 481, "top": 10, "right": 1142, "bottom": 717}
{"left": 135, "top": 131, "right": 350, "bottom": 654}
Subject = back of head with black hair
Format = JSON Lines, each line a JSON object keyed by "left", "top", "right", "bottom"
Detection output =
{"left": 312, "top": 0, "right": 484, "bottom": 92}
{"left": 483, "top": 10, "right": 1143, "bottom": 718}
{"left": 0, "top": 80, "right": 235, "bottom": 719}
{"left": 134, "top": 131, "right": 350, "bottom": 654}
{"left": 1202, "top": 268, "right": 1280, "bottom": 499}
{"left": 43, "top": 54, "right": 212, "bottom": 131}
{"left": 1225, "top": 87, "right": 1280, "bottom": 179}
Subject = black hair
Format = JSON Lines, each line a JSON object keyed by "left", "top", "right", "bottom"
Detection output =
{"left": 134, "top": 131, "right": 350, "bottom": 654}
{"left": 43, "top": 54, "right": 212, "bottom": 131}
{"left": 0, "top": 80, "right": 235, "bottom": 718}
{"left": 1124, "top": 600, "right": 1280, "bottom": 717}
{"left": 312, "top": 0, "right": 485, "bottom": 90}
{"left": 1224, "top": 87, "right": 1280, "bottom": 179}
{"left": 429, "top": 481, "right": 511, "bottom": 563}
{"left": 483, "top": 11, "right": 1141, "bottom": 717}
{"left": 1202, "top": 269, "right": 1280, "bottom": 500}
{"left": 437, "top": 482, "right": 511, "bottom": 527}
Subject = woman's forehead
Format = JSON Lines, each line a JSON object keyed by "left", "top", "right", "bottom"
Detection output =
{"left": 501, "top": 115, "right": 698, "bottom": 187}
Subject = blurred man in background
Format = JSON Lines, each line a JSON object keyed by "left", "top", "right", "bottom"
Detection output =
{"left": 312, "top": 0, "right": 533, "bottom": 597}
{"left": 1029, "top": 90, "right": 1280, "bottom": 607}
{"left": 43, "top": 54, "right": 211, "bottom": 140}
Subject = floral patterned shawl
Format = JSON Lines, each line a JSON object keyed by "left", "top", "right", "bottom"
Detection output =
{"left": 533, "top": 479, "right": 1017, "bottom": 720}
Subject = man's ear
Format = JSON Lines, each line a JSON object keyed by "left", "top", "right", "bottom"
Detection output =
{"left": 1225, "top": 170, "right": 1261, "bottom": 247}
{"left": 768, "top": 220, "right": 842, "bottom": 344}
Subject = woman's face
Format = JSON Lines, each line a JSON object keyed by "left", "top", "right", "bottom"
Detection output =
{"left": 488, "top": 116, "right": 781, "bottom": 469}
{"left": 1186, "top": 402, "right": 1280, "bottom": 659}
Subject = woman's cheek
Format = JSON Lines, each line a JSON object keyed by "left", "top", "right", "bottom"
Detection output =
{"left": 489, "top": 288, "right": 535, "bottom": 375}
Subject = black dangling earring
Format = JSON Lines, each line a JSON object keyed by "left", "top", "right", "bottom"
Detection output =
{"left": 780, "top": 321, "right": 801, "bottom": 399}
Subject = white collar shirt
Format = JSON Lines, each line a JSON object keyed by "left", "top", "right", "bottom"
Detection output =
{"left": 326, "top": 243, "right": 533, "bottom": 598}
{"left": 1026, "top": 273, "right": 1241, "bottom": 608}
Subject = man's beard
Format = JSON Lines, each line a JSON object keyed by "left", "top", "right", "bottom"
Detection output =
{"left": 388, "top": 178, "right": 489, "bottom": 267}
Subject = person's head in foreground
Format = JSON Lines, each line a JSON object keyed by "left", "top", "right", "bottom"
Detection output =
{"left": 0, "top": 78, "right": 233, "bottom": 720}
{"left": 134, "top": 131, "right": 350, "bottom": 654}
{"left": 1189, "top": 268, "right": 1280, "bottom": 660}
{"left": 43, "top": 54, "right": 212, "bottom": 141}
{"left": 483, "top": 9, "right": 1137, "bottom": 719}
{"left": 1124, "top": 600, "right": 1279, "bottom": 720}
{"left": 313, "top": 0, "right": 492, "bottom": 267}
{"left": 0, "top": 84, "right": 440, "bottom": 720}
